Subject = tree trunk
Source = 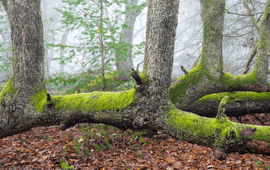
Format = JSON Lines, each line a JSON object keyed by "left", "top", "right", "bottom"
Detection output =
{"left": 1, "top": 0, "right": 270, "bottom": 161}
{"left": 182, "top": 96, "right": 270, "bottom": 118}
{"left": 170, "top": 0, "right": 270, "bottom": 114}
{"left": 0, "top": 0, "right": 46, "bottom": 135}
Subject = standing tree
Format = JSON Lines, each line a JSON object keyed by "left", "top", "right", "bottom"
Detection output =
{"left": 0, "top": 0, "right": 270, "bottom": 161}
{"left": 173, "top": 0, "right": 270, "bottom": 119}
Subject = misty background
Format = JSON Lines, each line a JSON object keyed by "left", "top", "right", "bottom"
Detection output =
{"left": 0, "top": 0, "right": 268, "bottom": 88}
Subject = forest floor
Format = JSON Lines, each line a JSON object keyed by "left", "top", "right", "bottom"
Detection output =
{"left": 0, "top": 76, "right": 270, "bottom": 169}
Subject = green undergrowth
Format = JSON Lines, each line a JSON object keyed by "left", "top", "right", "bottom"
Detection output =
{"left": 46, "top": 70, "right": 139, "bottom": 95}
{"left": 44, "top": 70, "right": 176, "bottom": 96}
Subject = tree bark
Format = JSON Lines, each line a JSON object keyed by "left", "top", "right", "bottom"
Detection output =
{"left": 1, "top": 0, "right": 270, "bottom": 161}
{"left": 0, "top": 0, "right": 46, "bottom": 130}
{"left": 170, "top": 0, "right": 270, "bottom": 112}
{"left": 182, "top": 96, "right": 270, "bottom": 118}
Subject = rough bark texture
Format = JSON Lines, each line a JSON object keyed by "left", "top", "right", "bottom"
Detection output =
{"left": 0, "top": 0, "right": 46, "bottom": 129}
{"left": 0, "top": 0, "right": 179, "bottom": 141}
{"left": 1, "top": 0, "right": 270, "bottom": 161}
{"left": 116, "top": 0, "right": 180, "bottom": 132}
{"left": 255, "top": 9, "right": 270, "bottom": 86}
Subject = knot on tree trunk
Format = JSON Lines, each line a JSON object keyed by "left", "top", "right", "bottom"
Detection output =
{"left": 46, "top": 93, "right": 54, "bottom": 109}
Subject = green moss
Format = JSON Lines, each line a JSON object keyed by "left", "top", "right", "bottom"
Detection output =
{"left": 30, "top": 87, "right": 47, "bottom": 113}
{"left": 139, "top": 70, "right": 148, "bottom": 84}
{"left": 167, "top": 101, "right": 216, "bottom": 138}
{"left": 52, "top": 88, "right": 136, "bottom": 113}
{"left": 219, "top": 71, "right": 258, "bottom": 88}
{"left": 81, "top": 70, "right": 118, "bottom": 93}
{"left": 168, "top": 67, "right": 264, "bottom": 106}
{"left": 192, "top": 90, "right": 270, "bottom": 105}
{"left": 0, "top": 77, "right": 16, "bottom": 103}
{"left": 133, "top": 71, "right": 148, "bottom": 88}
{"left": 0, "top": 78, "right": 48, "bottom": 113}
{"left": 166, "top": 101, "right": 270, "bottom": 145}
{"left": 258, "top": 3, "right": 270, "bottom": 50}
{"left": 184, "top": 70, "right": 270, "bottom": 105}
{"left": 166, "top": 58, "right": 270, "bottom": 143}
{"left": 169, "top": 62, "right": 208, "bottom": 104}
{"left": 132, "top": 61, "right": 149, "bottom": 88}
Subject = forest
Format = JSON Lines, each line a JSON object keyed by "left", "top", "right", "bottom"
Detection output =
{"left": 0, "top": 0, "right": 270, "bottom": 169}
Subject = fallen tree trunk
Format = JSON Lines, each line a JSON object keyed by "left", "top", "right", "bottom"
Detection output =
{"left": 1, "top": 70, "right": 270, "bottom": 161}
{"left": 182, "top": 92, "right": 270, "bottom": 118}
